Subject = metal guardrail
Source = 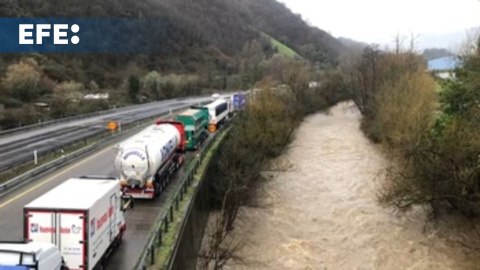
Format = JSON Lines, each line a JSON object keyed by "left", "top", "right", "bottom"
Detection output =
{"left": 0, "top": 106, "right": 194, "bottom": 198}
{"left": 0, "top": 128, "right": 105, "bottom": 174}
{"left": 0, "top": 94, "right": 215, "bottom": 138}
{"left": 0, "top": 103, "right": 128, "bottom": 137}
{"left": 0, "top": 130, "right": 124, "bottom": 197}
{"left": 0, "top": 97, "right": 216, "bottom": 175}
{"left": 135, "top": 122, "right": 232, "bottom": 270}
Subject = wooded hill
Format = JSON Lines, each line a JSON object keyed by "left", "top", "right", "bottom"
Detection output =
{"left": 0, "top": 0, "right": 344, "bottom": 88}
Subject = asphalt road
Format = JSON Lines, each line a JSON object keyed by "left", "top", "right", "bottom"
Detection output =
{"left": 0, "top": 96, "right": 213, "bottom": 173}
{"left": 0, "top": 130, "right": 214, "bottom": 270}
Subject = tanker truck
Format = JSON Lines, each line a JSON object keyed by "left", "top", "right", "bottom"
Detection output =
{"left": 114, "top": 121, "right": 186, "bottom": 199}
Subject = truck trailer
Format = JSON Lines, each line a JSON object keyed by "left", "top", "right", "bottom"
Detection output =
{"left": 115, "top": 121, "right": 186, "bottom": 199}
{"left": 23, "top": 176, "right": 133, "bottom": 270}
{"left": 201, "top": 99, "right": 230, "bottom": 133}
{"left": 175, "top": 108, "right": 209, "bottom": 151}
{"left": 232, "top": 92, "right": 247, "bottom": 111}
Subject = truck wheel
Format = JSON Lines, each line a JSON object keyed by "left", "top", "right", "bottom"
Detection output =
{"left": 116, "top": 234, "right": 123, "bottom": 248}
{"left": 155, "top": 182, "right": 161, "bottom": 195}
{"left": 95, "top": 261, "right": 105, "bottom": 270}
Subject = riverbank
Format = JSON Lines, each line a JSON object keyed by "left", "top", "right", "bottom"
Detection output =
{"left": 220, "top": 102, "right": 480, "bottom": 270}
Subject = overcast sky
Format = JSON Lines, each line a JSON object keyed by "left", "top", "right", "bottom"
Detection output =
{"left": 278, "top": 0, "right": 480, "bottom": 50}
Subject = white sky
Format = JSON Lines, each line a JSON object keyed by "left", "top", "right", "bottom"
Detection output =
{"left": 278, "top": 0, "right": 480, "bottom": 50}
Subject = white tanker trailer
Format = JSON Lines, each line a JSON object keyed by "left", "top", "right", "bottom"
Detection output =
{"left": 115, "top": 125, "right": 157, "bottom": 152}
{"left": 114, "top": 121, "right": 186, "bottom": 199}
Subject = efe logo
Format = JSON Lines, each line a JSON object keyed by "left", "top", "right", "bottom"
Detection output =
{"left": 19, "top": 24, "right": 80, "bottom": 45}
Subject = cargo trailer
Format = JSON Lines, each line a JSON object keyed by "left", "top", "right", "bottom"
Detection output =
{"left": 175, "top": 108, "right": 209, "bottom": 150}
{"left": 23, "top": 176, "right": 133, "bottom": 270}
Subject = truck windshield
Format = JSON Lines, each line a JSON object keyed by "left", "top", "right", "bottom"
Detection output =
{"left": 0, "top": 266, "right": 31, "bottom": 270}
{"left": 0, "top": 251, "right": 36, "bottom": 270}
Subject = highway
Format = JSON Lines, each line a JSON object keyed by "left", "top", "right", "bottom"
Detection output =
{"left": 0, "top": 133, "right": 210, "bottom": 270}
{"left": 0, "top": 96, "right": 212, "bottom": 173}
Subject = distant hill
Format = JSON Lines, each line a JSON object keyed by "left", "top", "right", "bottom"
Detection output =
{"left": 338, "top": 37, "right": 369, "bottom": 50}
{"left": 422, "top": 48, "right": 454, "bottom": 61}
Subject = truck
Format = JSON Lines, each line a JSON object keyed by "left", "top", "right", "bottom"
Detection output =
{"left": 114, "top": 121, "right": 186, "bottom": 199}
{"left": 174, "top": 108, "right": 209, "bottom": 151}
{"left": 0, "top": 241, "right": 68, "bottom": 270}
{"left": 201, "top": 99, "right": 230, "bottom": 133}
{"left": 232, "top": 92, "right": 247, "bottom": 111}
{"left": 23, "top": 176, "right": 134, "bottom": 270}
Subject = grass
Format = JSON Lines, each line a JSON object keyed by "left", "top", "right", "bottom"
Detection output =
{"left": 147, "top": 186, "right": 194, "bottom": 270}
{"left": 258, "top": 31, "right": 301, "bottom": 58}
{"left": 145, "top": 128, "right": 230, "bottom": 270}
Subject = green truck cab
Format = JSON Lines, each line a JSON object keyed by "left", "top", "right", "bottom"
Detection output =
{"left": 174, "top": 108, "right": 209, "bottom": 150}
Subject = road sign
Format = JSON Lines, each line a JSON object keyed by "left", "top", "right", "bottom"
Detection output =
{"left": 107, "top": 121, "right": 117, "bottom": 131}
{"left": 208, "top": 124, "right": 216, "bottom": 133}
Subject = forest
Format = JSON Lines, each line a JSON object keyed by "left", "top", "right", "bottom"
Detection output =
{"left": 0, "top": 0, "right": 345, "bottom": 129}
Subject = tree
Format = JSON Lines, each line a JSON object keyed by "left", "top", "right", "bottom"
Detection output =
{"left": 141, "top": 71, "right": 163, "bottom": 100}
{"left": 88, "top": 80, "right": 99, "bottom": 91}
{"left": 50, "top": 81, "right": 84, "bottom": 118}
{"left": 200, "top": 86, "right": 299, "bottom": 269}
{"left": 2, "top": 58, "right": 42, "bottom": 103}
{"left": 239, "top": 40, "right": 266, "bottom": 88}
{"left": 127, "top": 75, "right": 140, "bottom": 103}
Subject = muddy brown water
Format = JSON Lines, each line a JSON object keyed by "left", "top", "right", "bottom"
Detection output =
{"left": 220, "top": 102, "right": 480, "bottom": 270}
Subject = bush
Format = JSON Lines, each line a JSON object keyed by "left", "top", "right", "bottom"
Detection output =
{"left": 383, "top": 47, "right": 480, "bottom": 217}
{"left": 371, "top": 71, "right": 437, "bottom": 148}
{"left": 0, "top": 97, "right": 23, "bottom": 108}
{"left": 0, "top": 104, "right": 39, "bottom": 129}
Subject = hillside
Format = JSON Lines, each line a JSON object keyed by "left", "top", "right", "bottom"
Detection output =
{"left": 421, "top": 48, "right": 454, "bottom": 61}
{"left": 338, "top": 37, "right": 369, "bottom": 51}
{"left": 0, "top": 0, "right": 343, "bottom": 86}
{"left": 0, "top": 0, "right": 345, "bottom": 129}
{"left": 258, "top": 31, "right": 302, "bottom": 58}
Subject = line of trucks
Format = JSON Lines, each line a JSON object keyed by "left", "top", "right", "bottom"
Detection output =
{"left": 0, "top": 92, "right": 247, "bottom": 270}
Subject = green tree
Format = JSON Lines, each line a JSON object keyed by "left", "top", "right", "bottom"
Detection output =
{"left": 127, "top": 75, "right": 140, "bottom": 103}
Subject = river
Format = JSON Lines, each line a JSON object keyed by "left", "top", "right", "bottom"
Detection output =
{"left": 222, "top": 102, "right": 480, "bottom": 270}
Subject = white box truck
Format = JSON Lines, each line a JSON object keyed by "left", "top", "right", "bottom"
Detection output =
{"left": 23, "top": 176, "right": 133, "bottom": 270}
{"left": 0, "top": 241, "right": 68, "bottom": 270}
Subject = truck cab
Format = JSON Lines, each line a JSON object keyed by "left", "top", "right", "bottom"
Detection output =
{"left": 0, "top": 241, "right": 68, "bottom": 270}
